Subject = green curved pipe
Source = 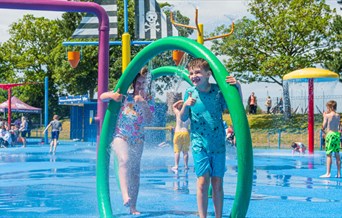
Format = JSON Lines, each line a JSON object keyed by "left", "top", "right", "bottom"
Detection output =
{"left": 151, "top": 66, "right": 192, "bottom": 85}
{"left": 97, "top": 36, "right": 253, "bottom": 218}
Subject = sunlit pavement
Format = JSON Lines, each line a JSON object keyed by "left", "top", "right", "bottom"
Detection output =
{"left": 0, "top": 140, "right": 340, "bottom": 217}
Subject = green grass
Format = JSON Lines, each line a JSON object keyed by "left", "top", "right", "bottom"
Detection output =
{"left": 223, "top": 113, "right": 328, "bottom": 148}
{"left": 29, "top": 113, "right": 333, "bottom": 148}
{"left": 29, "top": 119, "right": 70, "bottom": 140}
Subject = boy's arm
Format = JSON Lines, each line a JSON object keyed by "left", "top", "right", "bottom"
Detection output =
{"left": 322, "top": 112, "right": 327, "bottom": 131}
{"left": 180, "top": 92, "right": 196, "bottom": 122}
{"left": 43, "top": 123, "right": 51, "bottom": 134}
{"left": 172, "top": 100, "right": 183, "bottom": 116}
{"left": 226, "top": 76, "right": 243, "bottom": 100}
{"left": 180, "top": 104, "right": 190, "bottom": 122}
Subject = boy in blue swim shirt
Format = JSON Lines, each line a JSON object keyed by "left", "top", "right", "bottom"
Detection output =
{"left": 180, "top": 58, "right": 240, "bottom": 218}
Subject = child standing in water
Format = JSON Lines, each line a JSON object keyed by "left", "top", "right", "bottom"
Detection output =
{"left": 179, "top": 58, "right": 241, "bottom": 218}
{"left": 100, "top": 67, "right": 154, "bottom": 215}
{"left": 19, "top": 116, "right": 28, "bottom": 147}
{"left": 43, "top": 115, "right": 62, "bottom": 154}
{"left": 171, "top": 100, "right": 190, "bottom": 173}
{"left": 320, "top": 100, "right": 341, "bottom": 178}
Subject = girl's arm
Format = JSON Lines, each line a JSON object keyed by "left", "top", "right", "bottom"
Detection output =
{"left": 100, "top": 89, "right": 123, "bottom": 102}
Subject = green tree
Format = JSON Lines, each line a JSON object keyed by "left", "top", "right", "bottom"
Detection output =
{"left": 210, "top": 0, "right": 336, "bottom": 85}
{"left": 1, "top": 14, "right": 67, "bottom": 117}
{"left": 321, "top": 14, "right": 342, "bottom": 79}
{"left": 0, "top": 0, "right": 194, "bottom": 120}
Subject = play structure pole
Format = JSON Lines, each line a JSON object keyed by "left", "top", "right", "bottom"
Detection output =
{"left": 7, "top": 88, "right": 11, "bottom": 126}
{"left": 308, "top": 78, "right": 314, "bottom": 154}
{"left": 44, "top": 76, "right": 49, "bottom": 144}
{"left": 122, "top": 0, "right": 131, "bottom": 73}
{"left": 0, "top": 0, "right": 110, "bottom": 144}
{"left": 197, "top": 23, "right": 204, "bottom": 44}
{"left": 122, "top": 33, "right": 131, "bottom": 72}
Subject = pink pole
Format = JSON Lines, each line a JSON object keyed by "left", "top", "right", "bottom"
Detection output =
{"left": 308, "top": 79, "right": 314, "bottom": 154}
{"left": 0, "top": 0, "right": 109, "bottom": 144}
{"left": 8, "top": 88, "right": 11, "bottom": 126}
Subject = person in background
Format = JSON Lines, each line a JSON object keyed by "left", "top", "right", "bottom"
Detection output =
{"left": 226, "top": 125, "right": 236, "bottom": 146}
{"left": 0, "top": 117, "right": 4, "bottom": 128}
{"left": 339, "top": 121, "right": 342, "bottom": 148}
{"left": 171, "top": 100, "right": 190, "bottom": 173}
{"left": 265, "top": 96, "right": 272, "bottom": 114}
{"left": 247, "top": 92, "right": 257, "bottom": 114}
{"left": 14, "top": 118, "right": 21, "bottom": 130}
{"left": 2, "top": 125, "right": 12, "bottom": 148}
{"left": 43, "top": 115, "right": 62, "bottom": 154}
{"left": 320, "top": 100, "right": 341, "bottom": 178}
{"left": 179, "top": 58, "right": 241, "bottom": 218}
{"left": 100, "top": 67, "right": 154, "bottom": 215}
{"left": 291, "top": 142, "right": 306, "bottom": 155}
{"left": 278, "top": 97, "right": 284, "bottom": 114}
{"left": 19, "top": 116, "right": 28, "bottom": 147}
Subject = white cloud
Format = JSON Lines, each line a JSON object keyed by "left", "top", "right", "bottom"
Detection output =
{"left": 0, "top": 9, "right": 62, "bottom": 43}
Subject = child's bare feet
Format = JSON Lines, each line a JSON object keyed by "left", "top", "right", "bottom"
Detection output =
{"left": 123, "top": 198, "right": 131, "bottom": 207}
{"left": 171, "top": 166, "right": 178, "bottom": 173}
{"left": 320, "top": 174, "right": 331, "bottom": 178}
{"left": 130, "top": 208, "right": 141, "bottom": 215}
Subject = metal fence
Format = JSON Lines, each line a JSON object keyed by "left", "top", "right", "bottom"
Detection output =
{"left": 244, "top": 94, "right": 342, "bottom": 114}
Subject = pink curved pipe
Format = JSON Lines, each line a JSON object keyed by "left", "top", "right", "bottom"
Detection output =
{"left": 0, "top": 0, "right": 109, "bottom": 144}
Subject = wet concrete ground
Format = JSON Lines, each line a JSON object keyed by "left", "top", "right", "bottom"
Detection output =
{"left": 0, "top": 140, "right": 341, "bottom": 217}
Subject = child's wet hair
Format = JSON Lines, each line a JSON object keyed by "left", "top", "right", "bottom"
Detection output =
{"left": 291, "top": 142, "right": 297, "bottom": 148}
{"left": 132, "top": 66, "right": 148, "bottom": 87}
{"left": 326, "top": 100, "right": 337, "bottom": 111}
{"left": 187, "top": 58, "right": 212, "bottom": 73}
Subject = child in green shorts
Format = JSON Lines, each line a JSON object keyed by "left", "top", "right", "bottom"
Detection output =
{"left": 320, "top": 100, "right": 341, "bottom": 178}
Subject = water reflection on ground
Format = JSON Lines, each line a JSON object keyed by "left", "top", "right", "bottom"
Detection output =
{"left": 0, "top": 141, "right": 341, "bottom": 217}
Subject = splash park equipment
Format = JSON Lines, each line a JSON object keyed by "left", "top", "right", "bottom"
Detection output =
{"left": 283, "top": 68, "right": 339, "bottom": 154}
{"left": 0, "top": 0, "right": 111, "bottom": 145}
{"left": 98, "top": 36, "right": 253, "bottom": 217}
{"left": 67, "top": 51, "right": 81, "bottom": 68}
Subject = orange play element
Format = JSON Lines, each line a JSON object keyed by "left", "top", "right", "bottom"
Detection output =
{"left": 172, "top": 50, "right": 185, "bottom": 66}
{"left": 67, "top": 51, "right": 80, "bottom": 68}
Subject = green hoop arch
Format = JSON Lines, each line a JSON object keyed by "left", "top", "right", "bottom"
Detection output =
{"left": 97, "top": 36, "right": 253, "bottom": 218}
{"left": 151, "top": 66, "right": 191, "bottom": 85}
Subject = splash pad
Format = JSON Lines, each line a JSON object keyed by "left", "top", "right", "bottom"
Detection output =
{"left": 98, "top": 36, "right": 253, "bottom": 217}
{"left": 283, "top": 68, "right": 339, "bottom": 154}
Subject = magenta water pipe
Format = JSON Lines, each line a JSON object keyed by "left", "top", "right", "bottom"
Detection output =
{"left": 308, "top": 79, "right": 314, "bottom": 154}
{"left": 0, "top": 0, "right": 109, "bottom": 144}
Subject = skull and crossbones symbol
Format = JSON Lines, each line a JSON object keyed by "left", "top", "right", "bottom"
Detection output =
{"left": 145, "top": 11, "right": 160, "bottom": 32}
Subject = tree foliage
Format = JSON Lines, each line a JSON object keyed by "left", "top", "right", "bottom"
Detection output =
{"left": 1, "top": 15, "right": 66, "bottom": 117}
{"left": 321, "top": 14, "right": 342, "bottom": 80}
{"left": 210, "top": 0, "right": 338, "bottom": 86}
{"left": 0, "top": 0, "right": 193, "bottom": 121}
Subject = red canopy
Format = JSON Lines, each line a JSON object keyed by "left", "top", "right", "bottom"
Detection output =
{"left": 0, "top": 96, "right": 42, "bottom": 114}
